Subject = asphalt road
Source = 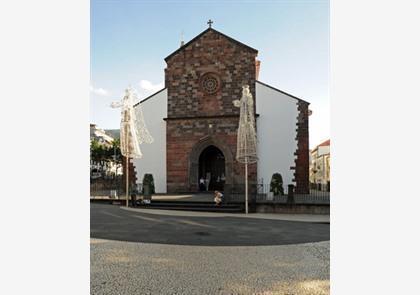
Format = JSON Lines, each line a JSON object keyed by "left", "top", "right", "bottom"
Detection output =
{"left": 91, "top": 203, "right": 329, "bottom": 246}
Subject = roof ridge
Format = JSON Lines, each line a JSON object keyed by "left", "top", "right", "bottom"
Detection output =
{"left": 256, "top": 80, "right": 310, "bottom": 104}
{"left": 133, "top": 87, "right": 167, "bottom": 107}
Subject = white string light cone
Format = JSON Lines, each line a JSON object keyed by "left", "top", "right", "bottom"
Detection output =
{"left": 233, "top": 85, "right": 258, "bottom": 214}
{"left": 111, "top": 87, "right": 153, "bottom": 206}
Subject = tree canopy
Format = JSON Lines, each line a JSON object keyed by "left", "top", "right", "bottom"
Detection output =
{"left": 90, "top": 139, "right": 122, "bottom": 163}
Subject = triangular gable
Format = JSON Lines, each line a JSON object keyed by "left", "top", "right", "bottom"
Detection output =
{"left": 164, "top": 28, "right": 258, "bottom": 63}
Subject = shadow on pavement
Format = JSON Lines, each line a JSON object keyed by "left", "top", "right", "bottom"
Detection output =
{"left": 91, "top": 203, "right": 330, "bottom": 246}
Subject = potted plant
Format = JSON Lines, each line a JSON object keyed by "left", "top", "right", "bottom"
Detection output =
{"left": 270, "top": 173, "right": 284, "bottom": 196}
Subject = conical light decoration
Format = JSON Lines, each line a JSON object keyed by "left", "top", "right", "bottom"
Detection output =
{"left": 233, "top": 85, "right": 258, "bottom": 214}
{"left": 111, "top": 87, "right": 153, "bottom": 206}
{"left": 233, "top": 85, "right": 258, "bottom": 164}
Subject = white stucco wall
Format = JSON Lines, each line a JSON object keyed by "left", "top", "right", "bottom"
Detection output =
{"left": 256, "top": 82, "right": 299, "bottom": 187}
{"left": 132, "top": 89, "right": 167, "bottom": 193}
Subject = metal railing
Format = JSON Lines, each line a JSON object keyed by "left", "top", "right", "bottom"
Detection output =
{"left": 226, "top": 183, "right": 330, "bottom": 205}
{"left": 90, "top": 176, "right": 123, "bottom": 197}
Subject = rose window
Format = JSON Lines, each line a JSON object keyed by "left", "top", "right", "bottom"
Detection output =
{"left": 201, "top": 74, "right": 220, "bottom": 94}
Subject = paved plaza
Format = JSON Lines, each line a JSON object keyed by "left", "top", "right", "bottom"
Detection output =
{"left": 91, "top": 203, "right": 330, "bottom": 294}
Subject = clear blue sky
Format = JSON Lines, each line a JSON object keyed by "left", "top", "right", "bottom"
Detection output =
{"left": 90, "top": 0, "right": 329, "bottom": 148}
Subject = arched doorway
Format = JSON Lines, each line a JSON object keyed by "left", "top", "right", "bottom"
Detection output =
{"left": 198, "top": 145, "right": 225, "bottom": 191}
{"left": 188, "top": 136, "right": 233, "bottom": 193}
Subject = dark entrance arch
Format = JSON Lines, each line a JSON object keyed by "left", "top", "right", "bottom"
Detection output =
{"left": 188, "top": 136, "right": 234, "bottom": 193}
{"left": 199, "top": 145, "right": 225, "bottom": 191}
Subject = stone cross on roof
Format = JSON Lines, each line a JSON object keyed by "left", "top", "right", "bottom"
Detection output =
{"left": 207, "top": 19, "right": 213, "bottom": 28}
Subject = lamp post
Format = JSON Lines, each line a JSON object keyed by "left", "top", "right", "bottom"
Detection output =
{"left": 113, "top": 141, "right": 117, "bottom": 198}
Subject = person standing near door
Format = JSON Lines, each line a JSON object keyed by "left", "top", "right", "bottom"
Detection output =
{"left": 199, "top": 177, "right": 205, "bottom": 191}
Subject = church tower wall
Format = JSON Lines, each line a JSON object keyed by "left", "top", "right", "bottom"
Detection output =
{"left": 164, "top": 29, "right": 258, "bottom": 193}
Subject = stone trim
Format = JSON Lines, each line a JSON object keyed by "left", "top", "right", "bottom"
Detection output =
{"left": 293, "top": 101, "right": 310, "bottom": 194}
{"left": 164, "top": 114, "right": 259, "bottom": 121}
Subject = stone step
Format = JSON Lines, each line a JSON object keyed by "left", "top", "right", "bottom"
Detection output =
{"left": 136, "top": 201, "right": 244, "bottom": 213}
{"left": 139, "top": 201, "right": 239, "bottom": 208}
{"left": 138, "top": 205, "right": 244, "bottom": 213}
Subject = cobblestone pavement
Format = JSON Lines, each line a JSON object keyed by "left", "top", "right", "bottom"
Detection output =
{"left": 91, "top": 204, "right": 330, "bottom": 294}
{"left": 91, "top": 239, "right": 329, "bottom": 295}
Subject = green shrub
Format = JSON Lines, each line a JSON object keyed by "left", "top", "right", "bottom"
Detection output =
{"left": 142, "top": 173, "right": 155, "bottom": 194}
{"left": 270, "top": 173, "right": 284, "bottom": 196}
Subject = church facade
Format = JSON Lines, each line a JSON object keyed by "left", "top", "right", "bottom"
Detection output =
{"left": 132, "top": 26, "right": 310, "bottom": 195}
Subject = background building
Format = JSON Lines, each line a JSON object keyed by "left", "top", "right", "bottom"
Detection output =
{"left": 310, "top": 139, "right": 330, "bottom": 191}
{"left": 90, "top": 123, "right": 122, "bottom": 179}
{"left": 90, "top": 123, "right": 115, "bottom": 147}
